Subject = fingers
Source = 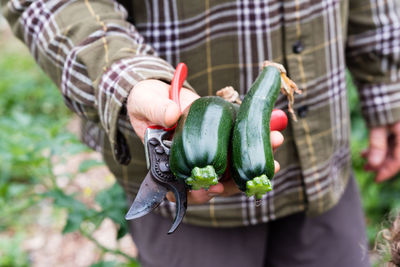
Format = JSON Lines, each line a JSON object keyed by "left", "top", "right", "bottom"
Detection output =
{"left": 166, "top": 183, "right": 224, "bottom": 204}
{"left": 164, "top": 102, "right": 182, "bottom": 127}
{"left": 217, "top": 179, "right": 241, "bottom": 197}
{"left": 375, "top": 158, "right": 399, "bottom": 183}
{"left": 270, "top": 109, "right": 288, "bottom": 131}
{"left": 367, "top": 127, "right": 388, "bottom": 168}
{"left": 390, "top": 122, "right": 400, "bottom": 159}
{"left": 375, "top": 122, "right": 400, "bottom": 182}
{"left": 179, "top": 88, "right": 201, "bottom": 111}
{"left": 167, "top": 129, "right": 283, "bottom": 204}
{"left": 274, "top": 160, "right": 280, "bottom": 174}
{"left": 271, "top": 131, "right": 284, "bottom": 150}
{"left": 127, "top": 80, "right": 199, "bottom": 140}
{"left": 363, "top": 122, "right": 400, "bottom": 182}
{"left": 188, "top": 184, "right": 224, "bottom": 203}
{"left": 166, "top": 161, "right": 281, "bottom": 204}
{"left": 128, "top": 80, "right": 181, "bottom": 128}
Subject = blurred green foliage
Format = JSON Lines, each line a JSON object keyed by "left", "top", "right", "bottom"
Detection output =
{"left": 0, "top": 234, "right": 29, "bottom": 267}
{"left": 0, "top": 35, "right": 139, "bottom": 266}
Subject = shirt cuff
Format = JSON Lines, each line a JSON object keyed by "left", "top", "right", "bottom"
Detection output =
{"left": 98, "top": 55, "right": 192, "bottom": 164}
{"left": 359, "top": 81, "right": 400, "bottom": 127}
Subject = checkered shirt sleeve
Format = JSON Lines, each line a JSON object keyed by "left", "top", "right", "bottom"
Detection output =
{"left": 1, "top": 0, "right": 178, "bottom": 163}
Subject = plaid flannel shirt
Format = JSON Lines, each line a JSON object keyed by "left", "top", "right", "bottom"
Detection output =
{"left": 2, "top": 0, "right": 400, "bottom": 227}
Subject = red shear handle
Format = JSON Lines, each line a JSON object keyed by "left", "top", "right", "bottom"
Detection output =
{"left": 270, "top": 109, "right": 288, "bottom": 131}
{"left": 161, "top": 63, "right": 187, "bottom": 132}
{"left": 149, "top": 63, "right": 188, "bottom": 131}
{"left": 169, "top": 63, "right": 187, "bottom": 111}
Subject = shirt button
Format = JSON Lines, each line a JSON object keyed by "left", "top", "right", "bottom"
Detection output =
{"left": 297, "top": 105, "right": 308, "bottom": 118}
{"left": 292, "top": 40, "right": 304, "bottom": 54}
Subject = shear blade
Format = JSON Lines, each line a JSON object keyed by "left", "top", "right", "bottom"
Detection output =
{"left": 163, "top": 180, "right": 188, "bottom": 234}
{"left": 125, "top": 172, "right": 167, "bottom": 220}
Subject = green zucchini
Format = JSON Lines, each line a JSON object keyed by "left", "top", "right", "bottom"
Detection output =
{"left": 169, "top": 96, "right": 236, "bottom": 190}
{"left": 231, "top": 66, "right": 281, "bottom": 199}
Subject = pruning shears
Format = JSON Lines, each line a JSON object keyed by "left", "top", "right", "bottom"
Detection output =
{"left": 125, "top": 63, "right": 188, "bottom": 234}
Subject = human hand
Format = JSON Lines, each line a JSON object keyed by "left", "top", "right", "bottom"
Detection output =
{"left": 363, "top": 122, "right": 400, "bottom": 182}
{"left": 128, "top": 81, "right": 286, "bottom": 203}
{"left": 127, "top": 79, "right": 199, "bottom": 141}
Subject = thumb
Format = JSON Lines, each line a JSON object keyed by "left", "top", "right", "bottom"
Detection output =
{"left": 142, "top": 98, "right": 181, "bottom": 128}
{"left": 367, "top": 127, "right": 388, "bottom": 168}
{"left": 128, "top": 80, "right": 181, "bottom": 128}
{"left": 163, "top": 100, "right": 181, "bottom": 128}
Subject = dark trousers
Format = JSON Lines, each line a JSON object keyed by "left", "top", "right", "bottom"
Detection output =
{"left": 129, "top": 176, "right": 370, "bottom": 267}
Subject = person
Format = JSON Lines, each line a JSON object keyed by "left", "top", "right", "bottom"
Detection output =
{"left": 2, "top": 0, "right": 400, "bottom": 266}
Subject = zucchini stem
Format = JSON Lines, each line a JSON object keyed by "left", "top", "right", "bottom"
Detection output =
{"left": 245, "top": 175, "right": 272, "bottom": 199}
{"left": 262, "top": 60, "right": 302, "bottom": 121}
{"left": 186, "top": 165, "right": 219, "bottom": 190}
